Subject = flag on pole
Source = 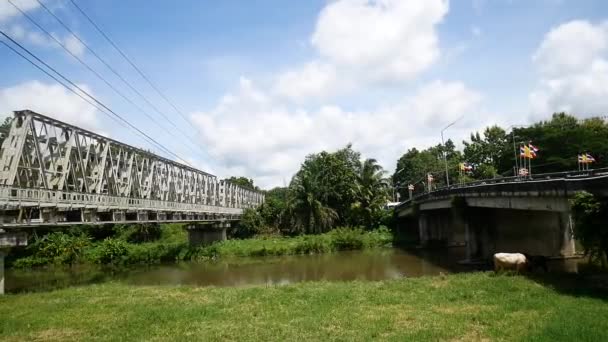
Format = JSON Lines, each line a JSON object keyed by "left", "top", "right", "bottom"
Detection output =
{"left": 520, "top": 145, "right": 538, "bottom": 159}
{"left": 459, "top": 162, "right": 473, "bottom": 172}
{"left": 528, "top": 143, "right": 539, "bottom": 153}
{"left": 578, "top": 153, "right": 596, "bottom": 164}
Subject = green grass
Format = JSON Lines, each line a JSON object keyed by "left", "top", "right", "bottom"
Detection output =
{"left": 1, "top": 272, "right": 607, "bottom": 341}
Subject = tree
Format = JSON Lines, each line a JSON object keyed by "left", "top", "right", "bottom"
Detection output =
{"left": 226, "top": 176, "right": 258, "bottom": 190}
{"left": 393, "top": 140, "right": 462, "bottom": 198}
{"left": 285, "top": 169, "right": 338, "bottom": 234}
{"left": 571, "top": 191, "right": 608, "bottom": 268}
{"left": 463, "top": 125, "right": 511, "bottom": 176}
{"left": 0, "top": 116, "right": 12, "bottom": 147}
{"left": 351, "top": 158, "right": 390, "bottom": 228}
{"left": 235, "top": 208, "right": 265, "bottom": 238}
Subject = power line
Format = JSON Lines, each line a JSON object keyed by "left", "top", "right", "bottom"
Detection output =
{"left": 0, "top": 30, "right": 192, "bottom": 166}
{"left": 34, "top": 0, "right": 201, "bottom": 147}
{"left": 68, "top": 0, "right": 201, "bottom": 132}
{"left": 7, "top": 0, "right": 204, "bottom": 160}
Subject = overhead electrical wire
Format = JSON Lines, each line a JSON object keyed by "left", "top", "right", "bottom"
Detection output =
{"left": 7, "top": 0, "right": 206, "bottom": 160}
{"left": 34, "top": 0, "right": 199, "bottom": 144}
{"left": 68, "top": 0, "right": 200, "bottom": 132}
{"left": 0, "top": 30, "right": 192, "bottom": 166}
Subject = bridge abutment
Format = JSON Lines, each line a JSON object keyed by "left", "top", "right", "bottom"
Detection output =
{"left": 187, "top": 222, "right": 230, "bottom": 247}
{"left": 402, "top": 196, "right": 578, "bottom": 262}
{"left": 0, "top": 230, "right": 27, "bottom": 295}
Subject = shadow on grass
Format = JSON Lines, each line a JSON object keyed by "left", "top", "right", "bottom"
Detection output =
{"left": 523, "top": 269, "right": 608, "bottom": 302}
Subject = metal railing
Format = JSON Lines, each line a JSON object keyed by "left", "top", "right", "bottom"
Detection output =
{"left": 399, "top": 167, "right": 608, "bottom": 207}
{"left": 0, "top": 186, "right": 243, "bottom": 215}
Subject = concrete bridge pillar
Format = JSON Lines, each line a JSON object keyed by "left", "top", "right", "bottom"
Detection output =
{"left": 558, "top": 212, "right": 576, "bottom": 256}
{"left": 0, "top": 251, "right": 4, "bottom": 295}
{"left": 0, "top": 230, "right": 27, "bottom": 295}
{"left": 187, "top": 222, "right": 230, "bottom": 247}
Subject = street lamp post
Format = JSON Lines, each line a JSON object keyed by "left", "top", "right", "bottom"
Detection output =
{"left": 441, "top": 116, "right": 464, "bottom": 188}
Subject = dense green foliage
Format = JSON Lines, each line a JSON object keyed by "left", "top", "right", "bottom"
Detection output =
{"left": 393, "top": 113, "right": 608, "bottom": 198}
{"left": 241, "top": 144, "right": 391, "bottom": 236}
{"left": 226, "top": 176, "right": 258, "bottom": 190}
{"left": 2, "top": 272, "right": 607, "bottom": 341}
{"left": 571, "top": 191, "right": 608, "bottom": 268}
{"left": 9, "top": 224, "right": 391, "bottom": 268}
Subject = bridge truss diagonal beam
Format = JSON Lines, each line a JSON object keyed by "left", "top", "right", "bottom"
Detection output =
{"left": 0, "top": 110, "right": 264, "bottom": 226}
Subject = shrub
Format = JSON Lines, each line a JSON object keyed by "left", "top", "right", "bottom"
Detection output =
{"left": 233, "top": 208, "right": 265, "bottom": 238}
{"left": 30, "top": 232, "right": 90, "bottom": 265}
{"left": 93, "top": 238, "right": 129, "bottom": 264}
{"left": 294, "top": 235, "right": 332, "bottom": 254}
{"left": 329, "top": 227, "right": 365, "bottom": 250}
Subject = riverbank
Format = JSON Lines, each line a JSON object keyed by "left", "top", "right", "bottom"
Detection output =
{"left": 1, "top": 272, "right": 607, "bottom": 341}
{"left": 8, "top": 225, "right": 392, "bottom": 268}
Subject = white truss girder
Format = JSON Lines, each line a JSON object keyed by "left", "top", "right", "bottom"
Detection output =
{"left": 0, "top": 110, "right": 264, "bottom": 224}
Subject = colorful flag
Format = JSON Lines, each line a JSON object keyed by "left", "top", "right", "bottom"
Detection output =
{"left": 528, "top": 143, "right": 539, "bottom": 152}
{"left": 579, "top": 153, "right": 596, "bottom": 164}
{"left": 459, "top": 162, "right": 473, "bottom": 171}
{"left": 520, "top": 145, "right": 536, "bottom": 159}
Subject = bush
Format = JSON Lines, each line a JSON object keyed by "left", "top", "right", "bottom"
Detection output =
{"left": 30, "top": 232, "right": 90, "bottom": 265}
{"left": 571, "top": 191, "right": 608, "bottom": 268}
{"left": 233, "top": 208, "right": 265, "bottom": 238}
{"left": 92, "top": 238, "right": 129, "bottom": 264}
{"left": 294, "top": 235, "right": 332, "bottom": 254}
{"left": 329, "top": 227, "right": 365, "bottom": 250}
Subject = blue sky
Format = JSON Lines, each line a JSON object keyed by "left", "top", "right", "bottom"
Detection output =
{"left": 1, "top": 0, "right": 607, "bottom": 188}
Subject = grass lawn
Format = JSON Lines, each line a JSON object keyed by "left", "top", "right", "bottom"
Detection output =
{"left": 1, "top": 272, "right": 607, "bottom": 341}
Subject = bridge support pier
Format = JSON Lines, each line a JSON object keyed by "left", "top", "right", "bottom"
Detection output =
{"left": 0, "top": 251, "right": 4, "bottom": 295}
{"left": 187, "top": 222, "right": 230, "bottom": 247}
{"left": 0, "top": 230, "right": 27, "bottom": 295}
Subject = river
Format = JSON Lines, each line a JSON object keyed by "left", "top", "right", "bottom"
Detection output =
{"left": 6, "top": 248, "right": 479, "bottom": 293}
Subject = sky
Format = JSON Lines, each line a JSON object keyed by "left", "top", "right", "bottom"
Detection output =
{"left": 0, "top": 0, "right": 607, "bottom": 189}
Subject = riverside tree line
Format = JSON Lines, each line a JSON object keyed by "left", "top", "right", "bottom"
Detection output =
{"left": 4, "top": 112, "right": 608, "bottom": 268}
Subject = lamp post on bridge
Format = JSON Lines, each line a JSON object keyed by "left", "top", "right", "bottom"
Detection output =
{"left": 440, "top": 116, "right": 464, "bottom": 188}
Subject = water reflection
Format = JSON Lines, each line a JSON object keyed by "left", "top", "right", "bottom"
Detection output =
{"left": 6, "top": 248, "right": 472, "bottom": 293}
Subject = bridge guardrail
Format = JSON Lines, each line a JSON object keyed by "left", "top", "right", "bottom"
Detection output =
{"left": 0, "top": 186, "right": 243, "bottom": 215}
{"left": 399, "top": 167, "right": 608, "bottom": 208}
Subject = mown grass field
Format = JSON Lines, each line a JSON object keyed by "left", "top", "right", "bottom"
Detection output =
{"left": 1, "top": 272, "right": 607, "bottom": 341}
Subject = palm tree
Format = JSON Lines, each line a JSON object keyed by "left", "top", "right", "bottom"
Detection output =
{"left": 353, "top": 158, "right": 390, "bottom": 227}
{"left": 284, "top": 170, "right": 337, "bottom": 234}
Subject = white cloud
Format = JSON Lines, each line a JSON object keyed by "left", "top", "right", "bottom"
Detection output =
{"left": 274, "top": 61, "right": 340, "bottom": 101}
{"left": 192, "top": 78, "right": 482, "bottom": 188}
{"left": 0, "top": 0, "right": 38, "bottom": 22}
{"left": 530, "top": 20, "right": 608, "bottom": 118}
{"left": 276, "top": 0, "right": 449, "bottom": 102}
{"left": 311, "top": 0, "right": 448, "bottom": 82}
{"left": 0, "top": 81, "right": 101, "bottom": 131}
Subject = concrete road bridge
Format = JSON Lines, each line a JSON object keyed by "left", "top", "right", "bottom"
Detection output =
{"left": 0, "top": 110, "right": 266, "bottom": 292}
{"left": 395, "top": 168, "right": 608, "bottom": 264}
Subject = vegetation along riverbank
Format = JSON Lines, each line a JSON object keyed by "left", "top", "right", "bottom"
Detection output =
{"left": 7, "top": 224, "right": 392, "bottom": 268}
{"left": 1, "top": 272, "right": 607, "bottom": 341}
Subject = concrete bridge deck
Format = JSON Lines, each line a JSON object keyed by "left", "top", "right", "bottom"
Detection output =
{"left": 395, "top": 168, "right": 608, "bottom": 263}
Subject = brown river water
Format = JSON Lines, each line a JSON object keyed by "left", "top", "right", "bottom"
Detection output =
{"left": 5, "top": 248, "right": 581, "bottom": 293}
{"left": 6, "top": 248, "right": 474, "bottom": 293}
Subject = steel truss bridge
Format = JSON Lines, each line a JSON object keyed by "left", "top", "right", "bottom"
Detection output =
{"left": 0, "top": 110, "right": 264, "bottom": 227}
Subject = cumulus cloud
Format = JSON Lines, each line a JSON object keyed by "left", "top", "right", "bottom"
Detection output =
{"left": 192, "top": 78, "right": 482, "bottom": 188}
{"left": 312, "top": 0, "right": 447, "bottom": 81}
{"left": 274, "top": 61, "right": 341, "bottom": 101}
{"left": 275, "top": 0, "right": 449, "bottom": 101}
{"left": 0, "top": 81, "right": 101, "bottom": 131}
{"left": 530, "top": 20, "right": 608, "bottom": 118}
{"left": 0, "top": 0, "right": 38, "bottom": 22}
